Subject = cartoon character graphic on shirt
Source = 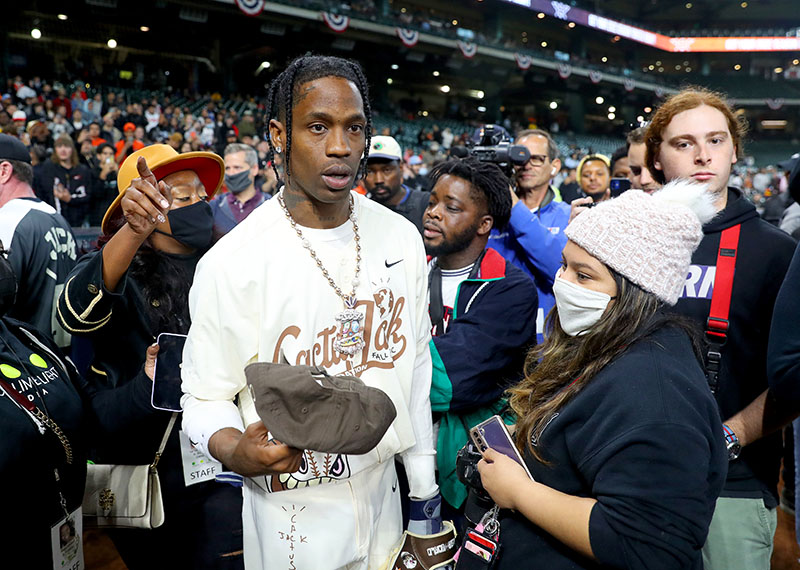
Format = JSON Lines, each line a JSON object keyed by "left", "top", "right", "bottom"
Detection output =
{"left": 268, "top": 279, "right": 407, "bottom": 492}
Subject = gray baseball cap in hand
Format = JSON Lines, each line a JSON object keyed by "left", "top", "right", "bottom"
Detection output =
{"left": 245, "top": 361, "right": 397, "bottom": 455}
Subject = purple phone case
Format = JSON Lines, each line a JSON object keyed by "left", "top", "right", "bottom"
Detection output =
{"left": 471, "top": 416, "right": 534, "bottom": 480}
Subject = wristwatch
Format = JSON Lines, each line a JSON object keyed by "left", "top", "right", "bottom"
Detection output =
{"left": 722, "top": 424, "right": 741, "bottom": 461}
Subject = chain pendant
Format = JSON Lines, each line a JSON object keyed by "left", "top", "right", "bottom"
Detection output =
{"left": 333, "top": 296, "right": 365, "bottom": 356}
{"left": 279, "top": 192, "right": 366, "bottom": 357}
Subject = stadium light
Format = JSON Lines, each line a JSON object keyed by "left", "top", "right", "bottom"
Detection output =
{"left": 568, "top": 22, "right": 575, "bottom": 29}
{"left": 595, "top": 96, "right": 604, "bottom": 104}
{"left": 734, "top": 64, "right": 741, "bottom": 70}
{"left": 537, "top": 13, "right": 545, "bottom": 19}
{"left": 477, "top": 106, "right": 487, "bottom": 112}
{"left": 107, "top": 38, "right": 118, "bottom": 48}
{"left": 794, "top": 59, "right": 799, "bottom": 65}
{"left": 440, "top": 85, "right": 451, "bottom": 93}
{"left": 391, "top": 64, "right": 399, "bottom": 70}
{"left": 433, "top": 71, "right": 440, "bottom": 77}
{"left": 57, "top": 14, "right": 68, "bottom": 20}
{"left": 387, "top": 78, "right": 393, "bottom": 84}
{"left": 637, "top": 115, "right": 645, "bottom": 123}
{"left": 549, "top": 101, "right": 558, "bottom": 110}
{"left": 601, "top": 56, "right": 608, "bottom": 62}
{"left": 541, "top": 41, "right": 548, "bottom": 47}
{"left": 140, "top": 26, "right": 150, "bottom": 32}
{"left": 644, "top": 106, "right": 652, "bottom": 113}
{"left": 775, "top": 67, "right": 784, "bottom": 73}
{"left": 608, "top": 113, "right": 616, "bottom": 120}
{"left": 254, "top": 61, "right": 271, "bottom": 75}
{"left": 608, "top": 106, "right": 616, "bottom": 113}
{"left": 31, "top": 28, "right": 42, "bottom": 39}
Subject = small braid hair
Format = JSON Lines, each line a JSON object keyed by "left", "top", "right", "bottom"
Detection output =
{"left": 264, "top": 54, "right": 372, "bottom": 184}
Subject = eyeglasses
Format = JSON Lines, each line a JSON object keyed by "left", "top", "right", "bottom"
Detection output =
{"left": 527, "top": 154, "right": 549, "bottom": 166}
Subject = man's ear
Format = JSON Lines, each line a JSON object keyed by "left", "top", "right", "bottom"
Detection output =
{"left": 268, "top": 119, "right": 285, "bottom": 151}
{"left": 653, "top": 150, "right": 663, "bottom": 172}
{"left": 477, "top": 215, "right": 494, "bottom": 237}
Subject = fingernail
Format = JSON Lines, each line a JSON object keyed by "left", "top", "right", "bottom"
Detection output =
{"left": 158, "top": 214, "right": 166, "bottom": 223}
{"left": 160, "top": 200, "right": 169, "bottom": 208}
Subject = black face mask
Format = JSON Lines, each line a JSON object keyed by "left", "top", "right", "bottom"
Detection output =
{"left": 0, "top": 242, "right": 17, "bottom": 317}
{"left": 154, "top": 201, "right": 214, "bottom": 251}
{"left": 225, "top": 170, "right": 253, "bottom": 195}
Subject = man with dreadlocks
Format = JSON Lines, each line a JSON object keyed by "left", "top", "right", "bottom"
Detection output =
{"left": 423, "top": 156, "right": 539, "bottom": 515}
{"left": 180, "top": 55, "right": 440, "bottom": 568}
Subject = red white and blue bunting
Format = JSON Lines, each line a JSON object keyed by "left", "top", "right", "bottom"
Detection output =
{"left": 514, "top": 53, "right": 532, "bottom": 70}
{"left": 624, "top": 78, "right": 635, "bottom": 92}
{"left": 766, "top": 98, "right": 785, "bottom": 110}
{"left": 396, "top": 28, "right": 419, "bottom": 47}
{"left": 457, "top": 40, "right": 477, "bottom": 59}
{"left": 234, "top": 0, "right": 264, "bottom": 16}
{"left": 322, "top": 12, "right": 350, "bottom": 33}
{"left": 589, "top": 70, "right": 602, "bottom": 84}
{"left": 557, "top": 63, "right": 572, "bottom": 79}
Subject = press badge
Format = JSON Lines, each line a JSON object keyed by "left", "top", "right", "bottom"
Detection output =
{"left": 179, "top": 429, "right": 223, "bottom": 486}
{"left": 50, "top": 506, "right": 84, "bottom": 570}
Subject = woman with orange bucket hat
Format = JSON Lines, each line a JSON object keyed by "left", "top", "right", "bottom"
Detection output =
{"left": 57, "top": 144, "right": 244, "bottom": 569}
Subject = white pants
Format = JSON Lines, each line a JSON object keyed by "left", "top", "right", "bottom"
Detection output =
{"left": 243, "top": 460, "right": 402, "bottom": 569}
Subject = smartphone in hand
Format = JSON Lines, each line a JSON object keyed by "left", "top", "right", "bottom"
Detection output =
{"left": 152, "top": 332, "right": 187, "bottom": 412}
{"left": 470, "top": 415, "right": 535, "bottom": 480}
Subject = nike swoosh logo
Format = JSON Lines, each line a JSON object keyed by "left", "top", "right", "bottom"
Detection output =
{"left": 385, "top": 259, "right": 403, "bottom": 268}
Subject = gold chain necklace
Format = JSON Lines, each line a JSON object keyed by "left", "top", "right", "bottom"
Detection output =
{"left": 277, "top": 191, "right": 365, "bottom": 356}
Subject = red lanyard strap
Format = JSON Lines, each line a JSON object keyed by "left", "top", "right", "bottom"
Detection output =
{"left": 705, "top": 224, "right": 741, "bottom": 394}
{"left": 0, "top": 375, "right": 73, "bottom": 464}
{"left": 0, "top": 375, "right": 37, "bottom": 412}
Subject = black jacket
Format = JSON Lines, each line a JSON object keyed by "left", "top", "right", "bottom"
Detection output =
{"left": 498, "top": 326, "right": 727, "bottom": 570}
{"left": 0, "top": 313, "right": 197, "bottom": 566}
{"left": 672, "top": 187, "right": 796, "bottom": 507}
{"left": 0, "top": 318, "right": 88, "bottom": 568}
{"left": 767, "top": 240, "right": 800, "bottom": 416}
{"left": 33, "top": 161, "right": 93, "bottom": 227}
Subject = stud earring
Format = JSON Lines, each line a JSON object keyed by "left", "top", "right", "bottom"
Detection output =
{"left": 275, "top": 146, "right": 282, "bottom": 154}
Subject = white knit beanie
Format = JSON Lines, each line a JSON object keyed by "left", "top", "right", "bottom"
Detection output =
{"left": 564, "top": 179, "right": 718, "bottom": 305}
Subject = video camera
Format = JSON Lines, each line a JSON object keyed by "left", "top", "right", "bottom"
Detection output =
{"left": 451, "top": 124, "right": 531, "bottom": 177}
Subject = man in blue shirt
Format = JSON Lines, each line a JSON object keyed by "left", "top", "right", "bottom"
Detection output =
{"left": 488, "top": 129, "right": 570, "bottom": 341}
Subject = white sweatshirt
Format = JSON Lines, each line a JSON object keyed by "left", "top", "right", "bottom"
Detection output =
{"left": 181, "top": 192, "right": 437, "bottom": 499}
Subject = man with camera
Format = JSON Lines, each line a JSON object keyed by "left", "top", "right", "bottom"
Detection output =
{"left": 487, "top": 129, "right": 570, "bottom": 342}
{"left": 424, "top": 156, "right": 538, "bottom": 516}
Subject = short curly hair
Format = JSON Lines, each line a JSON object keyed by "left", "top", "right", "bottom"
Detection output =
{"left": 428, "top": 156, "right": 512, "bottom": 231}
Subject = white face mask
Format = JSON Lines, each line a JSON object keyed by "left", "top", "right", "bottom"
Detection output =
{"left": 552, "top": 275, "right": 614, "bottom": 336}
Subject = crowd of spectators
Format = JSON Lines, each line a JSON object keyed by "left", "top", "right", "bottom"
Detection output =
{"left": 2, "top": 73, "right": 797, "bottom": 233}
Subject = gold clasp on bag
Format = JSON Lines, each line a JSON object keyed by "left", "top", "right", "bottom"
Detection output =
{"left": 99, "top": 488, "right": 115, "bottom": 512}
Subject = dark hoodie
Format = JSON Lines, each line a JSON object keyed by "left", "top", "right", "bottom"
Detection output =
{"left": 673, "top": 187, "right": 796, "bottom": 507}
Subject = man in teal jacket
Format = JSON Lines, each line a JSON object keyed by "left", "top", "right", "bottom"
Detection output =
{"left": 423, "top": 156, "right": 539, "bottom": 510}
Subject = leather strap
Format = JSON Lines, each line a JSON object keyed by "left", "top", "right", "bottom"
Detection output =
{"left": 705, "top": 224, "right": 741, "bottom": 394}
{"left": 151, "top": 413, "right": 178, "bottom": 470}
